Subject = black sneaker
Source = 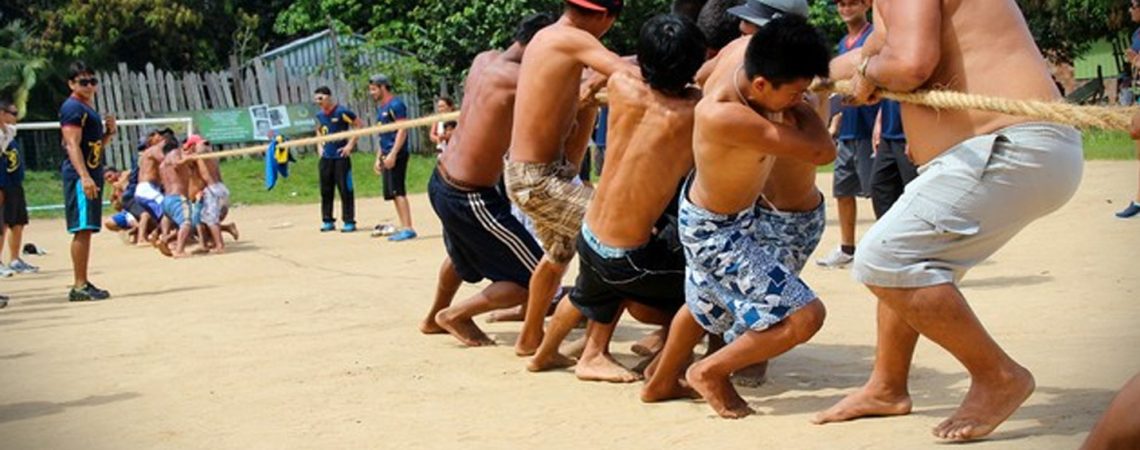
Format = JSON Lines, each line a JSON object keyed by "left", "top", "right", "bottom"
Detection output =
{"left": 69, "top": 283, "right": 111, "bottom": 302}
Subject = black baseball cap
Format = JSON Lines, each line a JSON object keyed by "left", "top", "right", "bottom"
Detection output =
{"left": 369, "top": 74, "right": 391, "bottom": 87}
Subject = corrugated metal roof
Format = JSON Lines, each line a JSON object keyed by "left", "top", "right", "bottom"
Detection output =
{"left": 256, "top": 30, "right": 413, "bottom": 75}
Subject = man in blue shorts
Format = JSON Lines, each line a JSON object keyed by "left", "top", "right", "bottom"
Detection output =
{"left": 314, "top": 86, "right": 362, "bottom": 232}
{"left": 425, "top": 13, "right": 554, "bottom": 346}
{"left": 368, "top": 75, "right": 417, "bottom": 241}
{"left": 60, "top": 61, "right": 115, "bottom": 301}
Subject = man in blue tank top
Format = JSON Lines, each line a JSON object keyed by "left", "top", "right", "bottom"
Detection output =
{"left": 59, "top": 61, "right": 115, "bottom": 301}
{"left": 313, "top": 86, "right": 362, "bottom": 232}
{"left": 817, "top": 0, "right": 878, "bottom": 269}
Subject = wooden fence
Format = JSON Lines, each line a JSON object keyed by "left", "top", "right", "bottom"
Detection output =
{"left": 21, "top": 58, "right": 425, "bottom": 171}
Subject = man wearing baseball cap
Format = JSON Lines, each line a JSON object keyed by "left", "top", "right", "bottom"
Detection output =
{"left": 728, "top": 0, "right": 808, "bottom": 34}
{"left": 506, "top": 0, "right": 632, "bottom": 357}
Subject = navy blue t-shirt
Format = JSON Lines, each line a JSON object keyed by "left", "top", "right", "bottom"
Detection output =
{"left": 1, "top": 140, "right": 24, "bottom": 187}
{"left": 879, "top": 100, "right": 905, "bottom": 141}
{"left": 593, "top": 106, "right": 609, "bottom": 147}
{"left": 376, "top": 97, "right": 408, "bottom": 154}
{"left": 316, "top": 104, "right": 358, "bottom": 159}
{"left": 837, "top": 25, "right": 880, "bottom": 141}
{"left": 59, "top": 96, "right": 106, "bottom": 175}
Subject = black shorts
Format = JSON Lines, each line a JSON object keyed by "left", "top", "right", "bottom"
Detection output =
{"left": 428, "top": 168, "right": 543, "bottom": 287}
{"left": 569, "top": 222, "right": 686, "bottom": 324}
{"left": 63, "top": 170, "right": 104, "bottom": 234}
{"left": 1, "top": 184, "right": 28, "bottom": 226}
{"left": 381, "top": 150, "right": 410, "bottom": 200}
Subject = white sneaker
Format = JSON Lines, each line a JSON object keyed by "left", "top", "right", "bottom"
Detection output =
{"left": 0, "top": 265, "right": 13, "bottom": 278}
{"left": 815, "top": 248, "right": 854, "bottom": 269}
{"left": 371, "top": 224, "right": 397, "bottom": 238}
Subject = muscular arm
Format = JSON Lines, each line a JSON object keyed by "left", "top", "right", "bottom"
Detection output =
{"left": 705, "top": 101, "right": 835, "bottom": 165}
{"left": 862, "top": 0, "right": 941, "bottom": 91}
{"left": 196, "top": 159, "right": 218, "bottom": 185}
{"left": 560, "top": 29, "right": 631, "bottom": 78}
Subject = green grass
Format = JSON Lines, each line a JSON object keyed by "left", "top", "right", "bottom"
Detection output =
{"left": 25, "top": 153, "right": 439, "bottom": 219}
{"left": 21, "top": 131, "right": 1139, "bottom": 218}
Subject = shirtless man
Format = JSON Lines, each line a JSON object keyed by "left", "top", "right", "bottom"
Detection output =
{"left": 135, "top": 130, "right": 173, "bottom": 247}
{"left": 506, "top": 0, "right": 632, "bottom": 357}
{"left": 424, "top": 13, "right": 555, "bottom": 346}
{"left": 158, "top": 137, "right": 199, "bottom": 258}
{"left": 640, "top": 16, "right": 834, "bottom": 418}
{"left": 526, "top": 14, "right": 705, "bottom": 382}
{"left": 812, "top": 0, "right": 1084, "bottom": 441}
{"left": 193, "top": 137, "right": 237, "bottom": 253}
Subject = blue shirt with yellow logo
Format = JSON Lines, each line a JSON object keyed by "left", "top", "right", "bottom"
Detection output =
{"left": 59, "top": 96, "right": 105, "bottom": 175}
{"left": 316, "top": 104, "right": 358, "bottom": 159}
{"left": 0, "top": 139, "right": 24, "bottom": 187}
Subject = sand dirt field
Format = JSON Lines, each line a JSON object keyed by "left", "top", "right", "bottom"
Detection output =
{"left": 1, "top": 162, "right": 1137, "bottom": 449}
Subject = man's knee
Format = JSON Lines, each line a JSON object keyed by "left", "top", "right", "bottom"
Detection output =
{"left": 790, "top": 300, "right": 826, "bottom": 344}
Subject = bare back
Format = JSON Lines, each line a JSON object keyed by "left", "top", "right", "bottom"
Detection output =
{"left": 509, "top": 19, "right": 625, "bottom": 164}
{"left": 159, "top": 149, "right": 189, "bottom": 197}
{"left": 885, "top": 0, "right": 1060, "bottom": 163}
{"left": 586, "top": 71, "right": 700, "bottom": 247}
{"left": 439, "top": 49, "right": 521, "bottom": 187}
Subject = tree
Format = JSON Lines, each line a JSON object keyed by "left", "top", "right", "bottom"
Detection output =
{"left": 1018, "top": 0, "right": 1130, "bottom": 64}
{"left": 0, "top": 19, "right": 46, "bottom": 118}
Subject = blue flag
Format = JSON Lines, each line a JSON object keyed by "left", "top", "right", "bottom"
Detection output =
{"left": 264, "top": 135, "right": 295, "bottom": 190}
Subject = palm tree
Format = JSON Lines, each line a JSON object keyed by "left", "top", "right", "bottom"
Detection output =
{"left": 0, "top": 19, "right": 46, "bottom": 119}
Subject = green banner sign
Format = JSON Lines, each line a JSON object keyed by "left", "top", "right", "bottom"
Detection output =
{"left": 157, "top": 104, "right": 318, "bottom": 145}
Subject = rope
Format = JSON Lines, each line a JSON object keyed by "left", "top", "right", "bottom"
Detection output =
{"left": 812, "top": 79, "right": 1136, "bottom": 132}
{"left": 191, "top": 111, "right": 461, "bottom": 160}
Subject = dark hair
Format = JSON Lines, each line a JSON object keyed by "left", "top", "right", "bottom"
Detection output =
{"left": 162, "top": 133, "right": 180, "bottom": 154}
{"left": 698, "top": 0, "right": 744, "bottom": 51}
{"left": 436, "top": 96, "right": 455, "bottom": 108}
{"left": 515, "top": 12, "right": 556, "bottom": 45}
{"left": 0, "top": 99, "right": 13, "bottom": 112}
{"left": 743, "top": 15, "right": 829, "bottom": 88}
{"left": 638, "top": 14, "right": 706, "bottom": 94}
{"left": 314, "top": 86, "right": 332, "bottom": 96}
{"left": 68, "top": 61, "right": 95, "bottom": 81}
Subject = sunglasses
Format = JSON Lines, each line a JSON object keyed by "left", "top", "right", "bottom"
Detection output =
{"left": 314, "top": 95, "right": 329, "bottom": 102}
{"left": 76, "top": 77, "right": 99, "bottom": 87}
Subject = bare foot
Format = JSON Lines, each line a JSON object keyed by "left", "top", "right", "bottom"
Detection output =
{"left": 514, "top": 332, "right": 542, "bottom": 357}
{"left": 209, "top": 247, "right": 225, "bottom": 254}
{"left": 686, "top": 362, "right": 754, "bottom": 419}
{"left": 527, "top": 351, "right": 577, "bottom": 372}
{"left": 486, "top": 305, "right": 525, "bottom": 323}
{"left": 933, "top": 365, "right": 1035, "bottom": 441}
{"left": 732, "top": 361, "right": 769, "bottom": 388}
{"left": 151, "top": 240, "right": 173, "bottom": 257}
{"left": 418, "top": 317, "right": 446, "bottom": 334}
{"left": 812, "top": 384, "right": 913, "bottom": 425}
{"left": 641, "top": 377, "right": 700, "bottom": 403}
{"left": 631, "top": 328, "right": 667, "bottom": 357}
{"left": 225, "top": 224, "right": 239, "bottom": 241}
{"left": 435, "top": 309, "right": 496, "bottom": 347}
{"left": 172, "top": 251, "right": 190, "bottom": 259}
{"left": 560, "top": 335, "right": 586, "bottom": 359}
{"left": 575, "top": 353, "right": 642, "bottom": 383}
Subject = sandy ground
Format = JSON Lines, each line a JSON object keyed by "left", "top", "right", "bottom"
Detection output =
{"left": 1, "top": 161, "right": 1137, "bottom": 449}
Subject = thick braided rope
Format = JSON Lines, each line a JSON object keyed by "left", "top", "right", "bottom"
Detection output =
{"left": 816, "top": 79, "right": 1135, "bottom": 132}
{"left": 191, "top": 111, "right": 462, "bottom": 160}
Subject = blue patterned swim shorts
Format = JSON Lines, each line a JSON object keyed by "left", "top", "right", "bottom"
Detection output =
{"left": 679, "top": 185, "right": 818, "bottom": 343}
{"left": 754, "top": 195, "right": 825, "bottom": 274}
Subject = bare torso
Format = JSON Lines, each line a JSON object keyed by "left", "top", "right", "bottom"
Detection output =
{"left": 199, "top": 157, "right": 222, "bottom": 186}
{"left": 508, "top": 24, "right": 595, "bottom": 164}
{"left": 690, "top": 40, "right": 777, "bottom": 214}
{"left": 887, "top": 0, "right": 1060, "bottom": 164}
{"left": 586, "top": 71, "right": 700, "bottom": 248}
{"left": 138, "top": 144, "right": 163, "bottom": 185}
{"left": 159, "top": 149, "right": 189, "bottom": 197}
{"left": 439, "top": 48, "right": 522, "bottom": 187}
